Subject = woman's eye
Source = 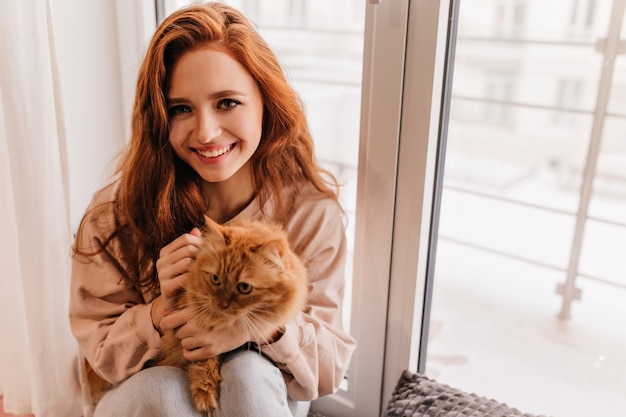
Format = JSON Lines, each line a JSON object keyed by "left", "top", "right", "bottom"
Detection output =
{"left": 217, "top": 99, "right": 240, "bottom": 110}
{"left": 237, "top": 282, "right": 253, "bottom": 294}
{"left": 168, "top": 105, "right": 191, "bottom": 117}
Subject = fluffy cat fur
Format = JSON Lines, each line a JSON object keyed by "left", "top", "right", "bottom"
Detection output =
{"left": 85, "top": 218, "right": 308, "bottom": 412}
{"left": 155, "top": 217, "right": 308, "bottom": 413}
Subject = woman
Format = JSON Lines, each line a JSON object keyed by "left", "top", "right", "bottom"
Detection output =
{"left": 69, "top": 2, "right": 356, "bottom": 417}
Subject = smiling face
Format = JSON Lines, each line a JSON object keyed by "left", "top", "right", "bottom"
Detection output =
{"left": 166, "top": 45, "right": 264, "bottom": 186}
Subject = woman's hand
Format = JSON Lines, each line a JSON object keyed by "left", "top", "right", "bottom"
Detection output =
{"left": 151, "top": 227, "right": 203, "bottom": 333}
{"left": 161, "top": 309, "right": 280, "bottom": 362}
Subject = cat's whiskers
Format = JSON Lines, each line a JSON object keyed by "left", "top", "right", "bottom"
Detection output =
{"left": 238, "top": 314, "right": 272, "bottom": 346}
{"left": 181, "top": 300, "right": 225, "bottom": 322}
{"left": 185, "top": 291, "right": 216, "bottom": 305}
{"left": 182, "top": 298, "right": 215, "bottom": 309}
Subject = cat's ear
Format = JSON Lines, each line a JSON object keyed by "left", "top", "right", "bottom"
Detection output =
{"left": 202, "top": 215, "right": 217, "bottom": 231}
{"left": 259, "top": 238, "right": 288, "bottom": 269}
{"left": 201, "top": 215, "right": 225, "bottom": 243}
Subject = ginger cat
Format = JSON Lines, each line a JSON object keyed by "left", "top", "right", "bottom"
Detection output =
{"left": 155, "top": 217, "right": 308, "bottom": 413}
{"left": 85, "top": 218, "right": 308, "bottom": 413}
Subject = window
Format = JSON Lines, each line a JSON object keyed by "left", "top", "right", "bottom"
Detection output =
{"left": 425, "top": 1, "right": 626, "bottom": 416}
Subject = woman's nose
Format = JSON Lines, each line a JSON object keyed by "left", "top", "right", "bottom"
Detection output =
{"left": 193, "top": 110, "right": 222, "bottom": 144}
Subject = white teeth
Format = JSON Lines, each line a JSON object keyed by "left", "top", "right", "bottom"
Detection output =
{"left": 197, "top": 144, "right": 233, "bottom": 158}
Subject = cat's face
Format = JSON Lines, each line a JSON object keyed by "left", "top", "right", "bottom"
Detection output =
{"left": 182, "top": 219, "right": 307, "bottom": 332}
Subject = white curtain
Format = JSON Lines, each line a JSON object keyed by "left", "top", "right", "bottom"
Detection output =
{"left": 0, "top": 0, "right": 82, "bottom": 415}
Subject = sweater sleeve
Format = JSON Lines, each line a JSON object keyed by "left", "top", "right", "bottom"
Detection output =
{"left": 69, "top": 195, "right": 162, "bottom": 385}
{"left": 258, "top": 199, "right": 357, "bottom": 400}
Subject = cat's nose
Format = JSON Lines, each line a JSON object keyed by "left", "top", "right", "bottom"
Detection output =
{"left": 220, "top": 300, "right": 230, "bottom": 309}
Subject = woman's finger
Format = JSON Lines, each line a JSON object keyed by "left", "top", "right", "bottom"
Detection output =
{"left": 182, "top": 344, "right": 218, "bottom": 361}
{"left": 158, "top": 232, "right": 203, "bottom": 258}
{"left": 158, "top": 256, "right": 196, "bottom": 283}
{"left": 160, "top": 308, "right": 191, "bottom": 332}
{"left": 157, "top": 244, "right": 200, "bottom": 275}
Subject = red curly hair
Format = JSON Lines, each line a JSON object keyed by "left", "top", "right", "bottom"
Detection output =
{"left": 76, "top": 2, "right": 339, "bottom": 293}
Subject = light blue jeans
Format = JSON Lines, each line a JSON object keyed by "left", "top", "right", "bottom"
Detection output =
{"left": 93, "top": 350, "right": 310, "bottom": 417}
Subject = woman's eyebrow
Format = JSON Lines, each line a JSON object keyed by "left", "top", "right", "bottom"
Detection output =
{"left": 167, "top": 89, "right": 248, "bottom": 103}
{"left": 209, "top": 89, "right": 247, "bottom": 99}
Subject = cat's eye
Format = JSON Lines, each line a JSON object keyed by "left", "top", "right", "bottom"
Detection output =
{"left": 237, "top": 282, "right": 253, "bottom": 294}
{"left": 208, "top": 274, "right": 221, "bottom": 286}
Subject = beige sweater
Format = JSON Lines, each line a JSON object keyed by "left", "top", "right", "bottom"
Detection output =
{"left": 69, "top": 177, "right": 356, "bottom": 404}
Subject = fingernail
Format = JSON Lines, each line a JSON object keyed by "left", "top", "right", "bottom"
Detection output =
{"left": 162, "top": 309, "right": 171, "bottom": 316}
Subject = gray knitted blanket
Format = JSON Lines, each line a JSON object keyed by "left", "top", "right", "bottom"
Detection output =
{"left": 383, "top": 371, "right": 549, "bottom": 417}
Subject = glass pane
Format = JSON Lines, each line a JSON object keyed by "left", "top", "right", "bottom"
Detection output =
{"left": 161, "top": 0, "right": 364, "bottom": 335}
{"left": 425, "top": 0, "right": 626, "bottom": 416}
{"left": 588, "top": 116, "right": 626, "bottom": 224}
